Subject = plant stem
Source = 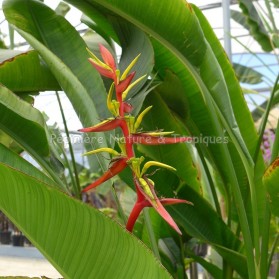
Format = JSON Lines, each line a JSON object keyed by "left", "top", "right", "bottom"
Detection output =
{"left": 222, "top": 260, "right": 233, "bottom": 279}
{"left": 56, "top": 91, "right": 81, "bottom": 199}
{"left": 143, "top": 208, "right": 161, "bottom": 261}
{"left": 111, "top": 183, "right": 127, "bottom": 224}
{"left": 260, "top": 203, "right": 271, "bottom": 278}
{"left": 179, "top": 236, "right": 186, "bottom": 279}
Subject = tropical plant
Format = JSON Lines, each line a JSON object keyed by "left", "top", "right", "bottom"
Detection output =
{"left": 0, "top": 0, "right": 278, "bottom": 279}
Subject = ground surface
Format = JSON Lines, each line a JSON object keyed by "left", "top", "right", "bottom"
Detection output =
{"left": 0, "top": 245, "right": 62, "bottom": 278}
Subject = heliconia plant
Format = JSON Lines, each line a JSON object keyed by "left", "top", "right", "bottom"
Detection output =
{"left": 79, "top": 44, "right": 193, "bottom": 234}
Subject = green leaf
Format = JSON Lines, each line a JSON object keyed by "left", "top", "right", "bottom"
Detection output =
{"left": 230, "top": 9, "right": 250, "bottom": 30}
{"left": 0, "top": 49, "right": 60, "bottom": 92}
{"left": 194, "top": 4, "right": 266, "bottom": 231}
{"left": 0, "top": 85, "right": 49, "bottom": 157}
{"left": 0, "top": 162, "right": 171, "bottom": 279}
{"left": 0, "top": 85, "right": 66, "bottom": 190}
{"left": 81, "top": 11, "right": 119, "bottom": 45}
{"left": 233, "top": 62, "right": 264, "bottom": 84}
{"left": 237, "top": 0, "right": 273, "bottom": 51}
{"left": 0, "top": 143, "right": 57, "bottom": 188}
{"left": 264, "top": 157, "right": 279, "bottom": 217}
{"left": 65, "top": 0, "right": 207, "bottom": 67}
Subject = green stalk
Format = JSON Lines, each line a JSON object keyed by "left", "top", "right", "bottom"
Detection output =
{"left": 143, "top": 208, "right": 161, "bottom": 261}
{"left": 264, "top": 0, "right": 278, "bottom": 33}
{"left": 53, "top": 136, "right": 75, "bottom": 191}
{"left": 179, "top": 236, "right": 186, "bottom": 279}
{"left": 195, "top": 144, "right": 222, "bottom": 216}
{"left": 260, "top": 204, "right": 271, "bottom": 278}
{"left": 268, "top": 233, "right": 279, "bottom": 273}
{"left": 56, "top": 91, "right": 81, "bottom": 199}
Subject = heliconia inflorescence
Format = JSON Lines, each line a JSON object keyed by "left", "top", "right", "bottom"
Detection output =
{"left": 79, "top": 44, "right": 192, "bottom": 234}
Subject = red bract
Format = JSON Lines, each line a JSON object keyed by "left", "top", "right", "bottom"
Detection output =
{"left": 116, "top": 72, "right": 136, "bottom": 95}
{"left": 78, "top": 118, "right": 122, "bottom": 133}
{"left": 126, "top": 177, "right": 192, "bottom": 234}
{"left": 99, "top": 44, "right": 116, "bottom": 70}
{"left": 82, "top": 157, "right": 128, "bottom": 192}
{"left": 88, "top": 58, "right": 115, "bottom": 79}
{"left": 123, "top": 102, "right": 133, "bottom": 113}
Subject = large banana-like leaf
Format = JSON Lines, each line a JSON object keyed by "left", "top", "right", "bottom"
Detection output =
{"left": 0, "top": 162, "right": 171, "bottom": 279}
{"left": 193, "top": 5, "right": 266, "bottom": 227}
{"left": 0, "top": 49, "right": 60, "bottom": 93}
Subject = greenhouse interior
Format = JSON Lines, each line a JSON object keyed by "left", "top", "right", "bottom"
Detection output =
{"left": 0, "top": 0, "right": 278, "bottom": 278}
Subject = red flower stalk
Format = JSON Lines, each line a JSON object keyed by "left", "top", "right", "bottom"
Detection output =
{"left": 126, "top": 177, "right": 192, "bottom": 234}
{"left": 82, "top": 157, "right": 128, "bottom": 192}
{"left": 79, "top": 44, "right": 193, "bottom": 235}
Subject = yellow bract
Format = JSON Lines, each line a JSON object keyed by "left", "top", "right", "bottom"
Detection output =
{"left": 134, "top": 106, "right": 152, "bottom": 132}
{"left": 120, "top": 54, "right": 141, "bottom": 81}
{"left": 107, "top": 83, "right": 120, "bottom": 116}
{"left": 141, "top": 161, "right": 176, "bottom": 177}
{"left": 86, "top": 48, "right": 111, "bottom": 70}
{"left": 122, "top": 75, "right": 147, "bottom": 100}
{"left": 83, "top": 148, "right": 120, "bottom": 157}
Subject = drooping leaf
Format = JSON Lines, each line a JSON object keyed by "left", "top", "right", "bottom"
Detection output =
{"left": 0, "top": 143, "right": 57, "bottom": 188}
{"left": 237, "top": 0, "right": 272, "bottom": 51}
{"left": 0, "top": 49, "right": 60, "bottom": 92}
{"left": 0, "top": 162, "right": 171, "bottom": 279}
{"left": 0, "top": 85, "right": 65, "bottom": 190}
{"left": 0, "top": 85, "right": 49, "bottom": 157}
{"left": 233, "top": 62, "right": 263, "bottom": 84}
{"left": 230, "top": 9, "right": 250, "bottom": 30}
{"left": 55, "top": 1, "right": 70, "bottom": 16}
